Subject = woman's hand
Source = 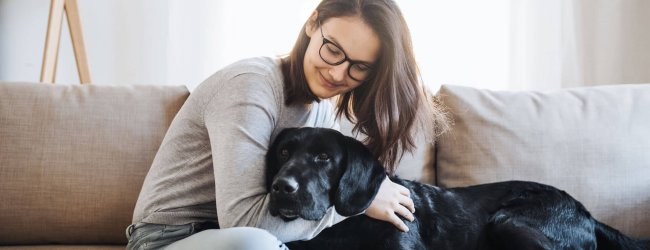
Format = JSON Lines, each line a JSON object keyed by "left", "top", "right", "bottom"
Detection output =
{"left": 364, "top": 177, "right": 415, "bottom": 232}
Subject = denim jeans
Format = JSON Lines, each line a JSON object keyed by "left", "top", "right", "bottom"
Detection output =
{"left": 126, "top": 222, "right": 288, "bottom": 250}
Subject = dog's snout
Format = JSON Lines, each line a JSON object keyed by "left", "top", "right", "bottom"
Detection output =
{"left": 272, "top": 177, "right": 299, "bottom": 194}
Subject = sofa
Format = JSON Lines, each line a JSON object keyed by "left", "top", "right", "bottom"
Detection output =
{"left": 1, "top": 81, "right": 648, "bottom": 249}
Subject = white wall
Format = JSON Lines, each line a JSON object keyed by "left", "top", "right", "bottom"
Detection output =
{"left": 0, "top": 0, "right": 513, "bottom": 90}
{"left": 0, "top": 0, "right": 325, "bottom": 88}
{"left": 1, "top": 0, "right": 174, "bottom": 85}
{"left": 509, "top": 0, "right": 650, "bottom": 90}
{"left": 1, "top": 0, "right": 648, "bottom": 91}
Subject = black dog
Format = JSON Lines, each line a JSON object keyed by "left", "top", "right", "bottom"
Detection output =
{"left": 266, "top": 127, "right": 650, "bottom": 250}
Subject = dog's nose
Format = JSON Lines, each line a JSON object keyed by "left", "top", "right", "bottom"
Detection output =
{"left": 272, "top": 177, "right": 299, "bottom": 194}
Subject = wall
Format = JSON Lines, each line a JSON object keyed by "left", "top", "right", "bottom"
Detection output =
{"left": 1, "top": 0, "right": 648, "bottom": 91}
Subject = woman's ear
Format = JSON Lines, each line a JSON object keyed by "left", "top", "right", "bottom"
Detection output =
{"left": 305, "top": 10, "right": 319, "bottom": 38}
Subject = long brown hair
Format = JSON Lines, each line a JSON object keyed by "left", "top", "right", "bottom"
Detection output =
{"left": 282, "top": 0, "right": 449, "bottom": 175}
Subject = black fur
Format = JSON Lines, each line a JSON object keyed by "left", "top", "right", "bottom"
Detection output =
{"left": 266, "top": 127, "right": 650, "bottom": 250}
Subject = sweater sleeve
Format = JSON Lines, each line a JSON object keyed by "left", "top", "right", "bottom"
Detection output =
{"left": 202, "top": 72, "right": 346, "bottom": 242}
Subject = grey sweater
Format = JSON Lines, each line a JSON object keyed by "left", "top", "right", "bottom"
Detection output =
{"left": 132, "top": 57, "right": 346, "bottom": 242}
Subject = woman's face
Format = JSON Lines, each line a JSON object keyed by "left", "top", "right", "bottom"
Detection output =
{"left": 303, "top": 14, "right": 381, "bottom": 99}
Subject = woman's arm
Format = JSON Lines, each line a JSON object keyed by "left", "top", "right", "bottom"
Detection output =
{"left": 202, "top": 71, "right": 345, "bottom": 242}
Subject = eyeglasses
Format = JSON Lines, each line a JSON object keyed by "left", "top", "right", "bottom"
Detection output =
{"left": 318, "top": 19, "right": 373, "bottom": 82}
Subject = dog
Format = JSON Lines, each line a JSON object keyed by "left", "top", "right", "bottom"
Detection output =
{"left": 266, "top": 127, "right": 650, "bottom": 250}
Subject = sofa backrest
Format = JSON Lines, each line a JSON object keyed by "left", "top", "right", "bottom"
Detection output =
{"left": 0, "top": 81, "right": 189, "bottom": 245}
{"left": 435, "top": 83, "right": 650, "bottom": 238}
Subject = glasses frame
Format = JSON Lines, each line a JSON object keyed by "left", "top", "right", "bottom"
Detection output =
{"left": 318, "top": 19, "right": 373, "bottom": 82}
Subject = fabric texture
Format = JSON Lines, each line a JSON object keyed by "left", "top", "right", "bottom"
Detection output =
{"left": 164, "top": 227, "right": 288, "bottom": 250}
{"left": 131, "top": 57, "right": 345, "bottom": 243}
{"left": 435, "top": 83, "right": 650, "bottom": 237}
{"left": 0, "top": 81, "right": 189, "bottom": 245}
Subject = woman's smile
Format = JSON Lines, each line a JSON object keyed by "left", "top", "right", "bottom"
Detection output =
{"left": 319, "top": 72, "right": 341, "bottom": 89}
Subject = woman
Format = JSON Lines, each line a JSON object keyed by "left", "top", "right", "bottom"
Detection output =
{"left": 126, "top": 0, "right": 447, "bottom": 249}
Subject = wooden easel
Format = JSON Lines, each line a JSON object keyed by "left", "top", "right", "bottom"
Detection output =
{"left": 40, "top": 0, "right": 91, "bottom": 84}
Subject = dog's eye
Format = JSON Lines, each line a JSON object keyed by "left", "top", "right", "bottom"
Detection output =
{"left": 317, "top": 153, "right": 330, "bottom": 161}
{"left": 280, "top": 149, "right": 289, "bottom": 157}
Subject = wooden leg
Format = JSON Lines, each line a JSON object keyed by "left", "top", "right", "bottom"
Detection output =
{"left": 40, "top": 0, "right": 65, "bottom": 84}
{"left": 40, "top": 0, "right": 91, "bottom": 84}
{"left": 64, "top": 0, "right": 91, "bottom": 84}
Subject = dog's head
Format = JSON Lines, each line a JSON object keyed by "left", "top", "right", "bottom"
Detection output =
{"left": 266, "top": 127, "right": 387, "bottom": 221}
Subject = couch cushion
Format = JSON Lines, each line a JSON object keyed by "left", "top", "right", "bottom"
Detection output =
{"left": 435, "top": 84, "right": 650, "bottom": 237}
{"left": 0, "top": 81, "right": 189, "bottom": 245}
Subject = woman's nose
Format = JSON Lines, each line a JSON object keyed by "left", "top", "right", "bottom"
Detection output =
{"left": 328, "top": 62, "right": 349, "bottom": 82}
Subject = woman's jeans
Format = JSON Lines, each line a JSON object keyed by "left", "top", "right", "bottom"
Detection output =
{"left": 126, "top": 222, "right": 289, "bottom": 250}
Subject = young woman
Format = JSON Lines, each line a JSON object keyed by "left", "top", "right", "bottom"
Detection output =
{"left": 126, "top": 0, "right": 447, "bottom": 249}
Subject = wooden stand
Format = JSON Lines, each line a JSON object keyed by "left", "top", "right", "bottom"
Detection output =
{"left": 40, "top": 0, "right": 91, "bottom": 84}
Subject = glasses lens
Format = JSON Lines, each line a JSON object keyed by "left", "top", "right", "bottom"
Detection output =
{"left": 349, "top": 63, "right": 371, "bottom": 81}
{"left": 320, "top": 43, "right": 345, "bottom": 65}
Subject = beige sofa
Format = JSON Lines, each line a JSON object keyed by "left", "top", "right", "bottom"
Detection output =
{"left": 1, "top": 81, "right": 648, "bottom": 248}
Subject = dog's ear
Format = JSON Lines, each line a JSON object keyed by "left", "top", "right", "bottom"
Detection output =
{"left": 334, "top": 136, "right": 387, "bottom": 216}
{"left": 266, "top": 128, "right": 299, "bottom": 192}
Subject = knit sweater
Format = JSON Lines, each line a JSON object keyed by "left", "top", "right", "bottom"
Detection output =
{"left": 132, "top": 57, "right": 346, "bottom": 242}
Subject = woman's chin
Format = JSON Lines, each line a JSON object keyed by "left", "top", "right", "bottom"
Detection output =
{"left": 309, "top": 87, "right": 337, "bottom": 100}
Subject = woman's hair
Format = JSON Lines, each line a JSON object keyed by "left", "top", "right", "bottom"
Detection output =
{"left": 282, "top": 0, "right": 449, "bottom": 175}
